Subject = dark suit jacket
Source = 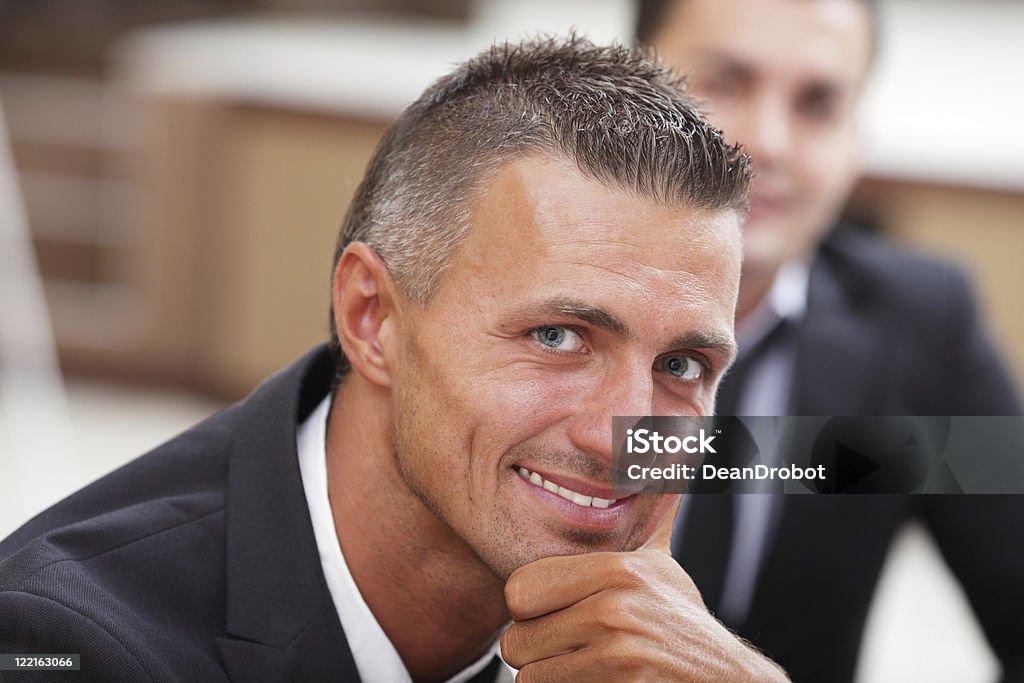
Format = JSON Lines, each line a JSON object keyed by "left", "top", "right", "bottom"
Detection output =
{"left": 0, "top": 347, "right": 366, "bottom": 681}
{"left": 697, "top": 226, "right": 1024, "bottom": 682}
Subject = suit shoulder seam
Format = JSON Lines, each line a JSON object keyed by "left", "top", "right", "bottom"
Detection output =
{"left": 8, "top": 505, "right": 225, "bottom": 592}
{"left": 0, "top": 588, "right": 156, "bottom": 682}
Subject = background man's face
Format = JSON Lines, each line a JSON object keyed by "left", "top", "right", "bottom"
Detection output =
{"left": 650, "top": 0, "right": 873, "bottom": 280}
{"left": 388, "top": 155, "right": 741, "bottom": 579}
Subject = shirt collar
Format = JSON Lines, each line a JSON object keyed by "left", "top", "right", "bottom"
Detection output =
{"left": 734, "top": 260, "right": 810, "bottom": 356}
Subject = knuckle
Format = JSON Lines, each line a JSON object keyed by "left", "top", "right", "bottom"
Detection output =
{"left": 648, "top": 547, "right": 682, "bottom": 571}
{"left": 515, "top": 662, "right": 538, "bottom": 683}
{"left": 592, "top": 592, "right": 631, "bottom": 632}
{"left": 603, "top": 633, "right": 649, "bottom": 679}
{"left": 500, "top": 625, "right": 524, "bottom": 668}
{"left": 635, "top": 547, "right": 679, "bottom": 582}
{"left": 504, "top": 574, "right": 528, "bottom": 617}
{"left": 608, "top": 553, "right": 647, "bottom": 588}
{"left": 640, "top": 549, "right": 703, "bottom": 604}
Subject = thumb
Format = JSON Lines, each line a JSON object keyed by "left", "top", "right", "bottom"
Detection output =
{"left": 642, "top": 495, "right": 681, "bottom": 555}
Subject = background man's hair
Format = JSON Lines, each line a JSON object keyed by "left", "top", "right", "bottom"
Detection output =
{"left": 634, "top": 0, "right": 676, "bottom": 45}
{"left": 634, "top": 0, "right": 879, "bottom": 51}
{"left": 329, "top": 35, "right": 750, "bottom": 381}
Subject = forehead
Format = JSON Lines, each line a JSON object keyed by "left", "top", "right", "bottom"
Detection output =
{"left": 435, "top": 155, "right": 741, "bottom": 332}
{"left": 653, "top": 0, "right": 873, "bottom": 88}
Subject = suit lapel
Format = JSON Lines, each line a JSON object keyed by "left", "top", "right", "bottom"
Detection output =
{"left": 215, "top": 604, "right": 358, "bottom": 681}
{"left": 791, "top": 242, "right": 877, "bottom": 416}
{"left": 216, "top": 346, "right": 360, "bottom": 681}
{"left": 740, "top": 232, "right": 881, "bottom": 636}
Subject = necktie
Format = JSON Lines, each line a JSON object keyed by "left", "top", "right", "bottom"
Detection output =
{"left": 673, "top": 491, "right": 734, "bottom": 616}
{"left": 716, "top": 317, "right": 793, "bottom": 417}
{"left": 674, "top": 317, "right": 794, "bottom": 619}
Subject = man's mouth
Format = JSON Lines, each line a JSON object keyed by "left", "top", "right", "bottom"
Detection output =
{"left": 515, "top": 466, "right": 618, "bottom": 509}
{"left": 747, "top": 195, "right": 789, "bottom": 222}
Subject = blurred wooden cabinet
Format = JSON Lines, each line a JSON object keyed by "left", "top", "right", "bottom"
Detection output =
{"left": 123, "top": 98, "right": 389, "bottom": 396}
{"left": 142, "top": 102, "right": 385, "bottom": 395}
{"left": 848, "top": 179, "right": 1024, "bottom": 390}
{"left": 3, "top": 71, "right": 389, "bottom": 397}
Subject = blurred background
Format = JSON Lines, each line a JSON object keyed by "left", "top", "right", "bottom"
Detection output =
{"left": 0, "top": 0, "right": 1020, "bottom": 680}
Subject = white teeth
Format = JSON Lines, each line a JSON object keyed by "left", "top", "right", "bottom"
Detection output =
{"left": 516, "top": 467, "right": 617, "bottom": 509}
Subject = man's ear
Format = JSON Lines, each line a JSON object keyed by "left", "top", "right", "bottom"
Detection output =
{"left": 332, "top": 242, "right": 400, "bottom": 387}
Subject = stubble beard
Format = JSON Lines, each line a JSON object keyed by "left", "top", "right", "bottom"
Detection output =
{"left": 389, "top": 380, "right": 651, "bottom": 582}
{"left": 389, "top": 377, "right": 530, "bottom": 582}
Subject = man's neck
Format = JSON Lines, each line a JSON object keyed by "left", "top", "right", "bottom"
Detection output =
{"left": 325, "top": 376, "right": 509, "bottom": 683}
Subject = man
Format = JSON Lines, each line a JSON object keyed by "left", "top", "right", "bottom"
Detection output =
{"left": 0, "top": 38, "right": 788, "bottom": 681}
{"left": 637, "top": 0, "right": 1024, "bottom": 680}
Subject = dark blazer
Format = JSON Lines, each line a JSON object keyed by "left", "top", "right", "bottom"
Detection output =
{"left": 0, "top": 347, "right": 365, "bottom": 681}
{"left": 691, "top": 226, "right": 1024, "bottom": 682}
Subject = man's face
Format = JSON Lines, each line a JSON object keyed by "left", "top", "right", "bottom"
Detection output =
{"left": 650, "top": 0, "right": 873, "bottom": 279}
{"left": 387, "top": 155, "right": 741, "bottom": 580}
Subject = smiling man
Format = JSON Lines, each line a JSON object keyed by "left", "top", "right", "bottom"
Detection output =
{"left": 0, "top": 38, "right": 790, "bottom": 681}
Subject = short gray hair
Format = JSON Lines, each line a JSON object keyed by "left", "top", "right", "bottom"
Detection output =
{"left": 329, "top": 35, "right": 750, "bottom": 379}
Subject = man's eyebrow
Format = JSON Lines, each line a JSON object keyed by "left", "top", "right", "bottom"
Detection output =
{"left": 513, "top": 299, "right": 736, "bottom": 360}
{"left": 667, "top": 331, "right": 737, "bottom": 362}
{"left": 697, "top": 48, "right": 851, "bottom": 96}
{"left": 518, "top": 298, "right": 630, "bottom": 337}
{"left": 693, "top": 50, "right": 755, "bottom": 79}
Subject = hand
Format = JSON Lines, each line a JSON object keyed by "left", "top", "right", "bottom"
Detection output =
{"left": 500, "top": 500, "right": 789, "bottom": 682}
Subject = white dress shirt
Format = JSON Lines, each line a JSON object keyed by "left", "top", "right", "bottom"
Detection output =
{"left": 297, "top": 395, "right": 510, "bottom": 683}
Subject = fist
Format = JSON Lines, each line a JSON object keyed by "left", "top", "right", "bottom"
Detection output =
{"left": 500, "top": 549, "right": 788, "bottom": 682}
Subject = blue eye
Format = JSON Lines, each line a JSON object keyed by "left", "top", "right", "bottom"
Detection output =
{"left": 531, "top": 326, "right": 586, "bottom": 353}
{"left": 538, "top": 326, "right": 564, "bottom": 346}
{"left": 660, "top": 355, "right": 703, "bottom": 381}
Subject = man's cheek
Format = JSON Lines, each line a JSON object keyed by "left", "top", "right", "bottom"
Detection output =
{"left": 476, "top": 380, "right": 573, "bottom": 440}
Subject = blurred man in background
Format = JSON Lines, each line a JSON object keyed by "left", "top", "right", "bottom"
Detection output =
{"left": 638, "top": 0, "right": 1024, "bottom": 680}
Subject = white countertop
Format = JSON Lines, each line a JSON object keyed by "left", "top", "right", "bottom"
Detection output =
{"left": 859, "top": 0, "right": 1024, "bottom": 191}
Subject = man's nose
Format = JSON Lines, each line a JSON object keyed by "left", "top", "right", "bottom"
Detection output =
{"left": 740, "top": 94, "right": 794, "bottom": 171}
{"left": 567, "top": 363, "right": 655, "bottom": 465}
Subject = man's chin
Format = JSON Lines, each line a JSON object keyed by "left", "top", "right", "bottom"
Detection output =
{"left": 480, "top": 531, "right": 636, "bottom": 580}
